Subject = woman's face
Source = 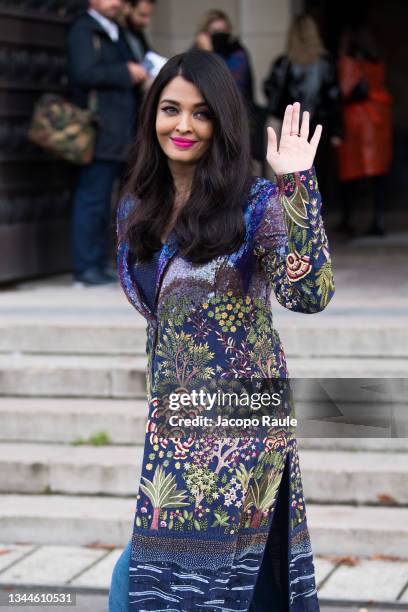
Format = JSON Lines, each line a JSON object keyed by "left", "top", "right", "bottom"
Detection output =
{"left": 156, "top": 76, "right": 214, "bottom": 166}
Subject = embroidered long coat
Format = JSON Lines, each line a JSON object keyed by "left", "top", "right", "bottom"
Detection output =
{"left": 117, "top": 166, "right": 335, "bottom": 612}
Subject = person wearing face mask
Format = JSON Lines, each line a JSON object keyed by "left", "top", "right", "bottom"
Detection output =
{"left": 193, "top": 10, "right": 268, "bottom": 166}
{"left": 193, "top": 10, "right": 255, "bottom": 110}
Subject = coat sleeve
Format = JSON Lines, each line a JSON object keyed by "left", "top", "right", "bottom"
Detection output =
{"left": 252, "top": 166, "right": 335, "bottom": 313}
{"left": 67, "top": 26, "right": 133, "bottom": 90}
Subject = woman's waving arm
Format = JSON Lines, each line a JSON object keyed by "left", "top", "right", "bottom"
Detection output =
{"left": 253, "top": 103, "right": 335, "bottom": 313}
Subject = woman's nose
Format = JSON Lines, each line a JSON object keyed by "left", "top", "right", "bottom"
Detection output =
{"left": 175, "top": 112, "right": 192, "bottom": 133}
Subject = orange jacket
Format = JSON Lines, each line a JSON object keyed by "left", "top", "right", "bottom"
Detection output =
{"left": 337, "top": 55, "right": 392, "bottom": 182}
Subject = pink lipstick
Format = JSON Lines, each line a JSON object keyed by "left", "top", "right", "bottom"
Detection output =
{"left": 170, "top": 137, "right": 198, "bottom": 149}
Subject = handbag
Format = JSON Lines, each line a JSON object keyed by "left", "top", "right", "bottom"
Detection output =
{"left": 27, "top": 93, "right": 98, "bottom": 165}
{"left": 27, "top": 35, "right": 101, "bottom": 165}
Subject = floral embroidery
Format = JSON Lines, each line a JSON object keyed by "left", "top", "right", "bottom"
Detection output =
{"left": 286, "top": 250, "right": 312, "bottom": 281}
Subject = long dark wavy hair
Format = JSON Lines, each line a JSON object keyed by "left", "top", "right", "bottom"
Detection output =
{"left": 120, "top": 49, "right": 254, "bottom": 264}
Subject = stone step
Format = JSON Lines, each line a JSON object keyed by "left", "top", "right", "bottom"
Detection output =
{"left": 1, "top": 354, "right": 407, "bottom": 398}
{"left": 300, "top": 449, "right": 408, "bottom": 505}
{"left": 1, "top": 494, "right": 408, "bottom": 557}
{"left": 298, "top": 437, "right": 408, "bottom": 452}
{"left": 0, "top": 354, "right": 147, "bottom": 398}
{"left": 278, "top": 319, "right": 408, "bottom": 358}
{"left": 0, "top": 443, "right": 407, "bottom": 505}
{"left": 1, "top": 318, "right": 407, "bottom": 357}
{"left": 0, "top": 443, "right": 144, "bottom": 497}
{"left": 308, "top": 504, "right": 408, "bottom": 559}
{"left": 1, "top": 398, "right": 407, "bottom": 449}
{"left": 0, "top": 398, "right": 148, "bottom": 444}
{"left": 0, "top": 322, "right": 146, "bottom": 356}
{"left": 288, "top": 357, "right": 408, "bottom": 378}
{"left": 0, "top": 494, "right": 134, "bottom": 548}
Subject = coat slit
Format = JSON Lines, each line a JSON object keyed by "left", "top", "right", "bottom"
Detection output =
{"left": 249, "top": 445, "right": 290, "bottom": 612}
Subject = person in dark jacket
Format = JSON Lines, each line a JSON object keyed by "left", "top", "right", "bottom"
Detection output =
{"left": 263, "top": 14, "right": 342, "bottom": 140}
{"left": 121, "top": 0, "right": 155, "bottom": 64}
{"left": 263, "top": 14, "right": 342, "bottom": 201}
{"left": 68, "top": 0, "right": 148, "bottom": 285}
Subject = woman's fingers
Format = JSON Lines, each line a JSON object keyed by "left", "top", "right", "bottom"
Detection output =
{"left": 267, "top": 126, "right": 278, "bottom": 155}
{"left": 310, "top": 124, "right": 323, "bottom": 150}
{"left": 300, "top": 111, "right": 310, "bottom": 140}
{"left": 281, "top": 104, "right": 293, "bottom": 136}
{"left": 290, "top": 101, "right": 300, "bottom": 135}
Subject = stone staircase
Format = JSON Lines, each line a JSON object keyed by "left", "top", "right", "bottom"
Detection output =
{"left": 0, "top": 266, "right": 407, "bottom": 603}
{"left": 0, "top": 289, "right": 407, "bottom": 554}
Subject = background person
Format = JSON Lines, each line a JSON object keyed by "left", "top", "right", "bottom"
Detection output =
{"left": 121, "top": 0, "right": 167, "bottom": 87}
{"left": 68, "top": 0, "right": 148, "bottom": 286}
{"left": 263, "top": 14, "right": 342, "bottom": 200}
{"left": 336, "top": 25, "right": 393, "bottom": 236}
{"left": 193, "top": 10, "right": 267, "bottom": 166}
{"left": 193, "top": 9, "right": 254, "bottom": 109}
{"left": 121, "top": 0, "right": 155, "bottom": 65}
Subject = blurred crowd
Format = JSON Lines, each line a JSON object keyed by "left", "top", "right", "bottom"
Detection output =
{"left": 68, "top": 0, "right": 393, "bottom": 286}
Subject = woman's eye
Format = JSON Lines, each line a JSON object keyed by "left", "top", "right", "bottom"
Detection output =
{"left": 162, "top": 106, "right": 178, "bottom": 114}
{"left": 195, "top": 110, "right": 211, "bottom": 120}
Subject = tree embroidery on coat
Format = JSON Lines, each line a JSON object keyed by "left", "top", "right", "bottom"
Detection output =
{"left": 139, "top": 465, "right": 189, "bottom": 530}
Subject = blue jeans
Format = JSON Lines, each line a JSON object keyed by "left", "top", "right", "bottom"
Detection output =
{"left": 108, "top": 539, "right": 283, "bottom": 612}
{"left": 109, "top": 539, "right": 131, "bottom": 612}
{"left": 71, "top": 160, "right": 123, "bottom": 275}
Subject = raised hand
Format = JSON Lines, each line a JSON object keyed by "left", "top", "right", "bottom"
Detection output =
{"left": 266, "top": 102, "right": 322, "bottom": 175}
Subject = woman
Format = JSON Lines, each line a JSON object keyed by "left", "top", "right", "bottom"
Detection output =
{"left": 263, "top": 14, "right": 342, "bottom": 202}
{"left": 263, "top": 14, "right": 342, "bottom": 141}
{"left": 336, "top": 25, "right": 392, "bottom": 236}
{"left": 110, "top": 50, "right": 334, "bottom": 611}
{"left": 193, "top": 10, "right": 254, "bottom": 108}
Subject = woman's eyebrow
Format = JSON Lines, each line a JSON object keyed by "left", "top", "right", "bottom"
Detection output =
{"left": 160, "top": 98, "right": 208, "bottom": 108}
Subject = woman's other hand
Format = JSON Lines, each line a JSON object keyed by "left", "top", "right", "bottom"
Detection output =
{"left": 266, "top": 102, "right": 322, "bottom": 175}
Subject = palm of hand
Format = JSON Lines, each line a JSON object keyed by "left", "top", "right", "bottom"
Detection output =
{"left": 266, "top": 102, "right": 323, "bottom": 175}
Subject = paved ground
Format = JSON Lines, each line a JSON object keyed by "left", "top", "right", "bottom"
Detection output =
{"left": 0, "top": 538, "right": 407, "bottom": 607}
